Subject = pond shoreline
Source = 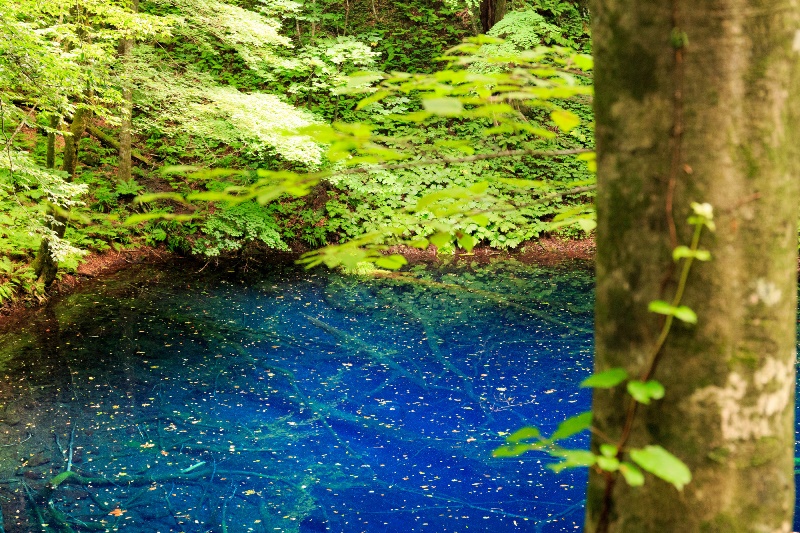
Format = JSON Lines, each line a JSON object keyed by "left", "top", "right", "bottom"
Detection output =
{"left": 0, "top": 237, "right": 595, "bottom": 324}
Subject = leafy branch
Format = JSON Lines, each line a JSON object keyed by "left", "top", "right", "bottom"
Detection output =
{"left": 493, "top": 202, "right": 715, "bottom": 503}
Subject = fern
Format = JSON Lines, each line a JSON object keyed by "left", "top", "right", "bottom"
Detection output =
{"left": 193, "top": 201, "right": 289, "bottom": 257}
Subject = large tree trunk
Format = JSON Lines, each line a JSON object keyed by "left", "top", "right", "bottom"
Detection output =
{"left": 586, "top": 1, "right": 800, "bottom": 532}
{"left": 479, "top": 0, "right": 506, "bottom": 32}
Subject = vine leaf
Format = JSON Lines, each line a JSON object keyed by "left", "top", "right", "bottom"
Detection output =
{"left": 629, "top": 445, "right": 691, "bottom": 490}
{"left": 647, "top": 300, "right": 698, "bottom": 324}
{"left": 506, "top": 426, "right": 541, "bottom": 443}
{"left": 626, "top": 380, "right": 665, "bottom": 405}
{"left": 549, "top": 411, "right": 592, "bottom": 442}
{"left": 580, "top": 368, "right": 628, "bottom": 389}
{"left": 619, "top": 462, "right": 645, "bottom": 486}
{"left": 549, "top": 449, "right": 596, "bottom": 473}
{"left": 672, "top": 306, "right": 698, "bottom": 324}
{"left": 672, "top": 245, "right": 711, "bottom": 262}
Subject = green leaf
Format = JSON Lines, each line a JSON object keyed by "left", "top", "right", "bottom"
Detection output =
{"left": 549, "top": 411, "right": 592, "bottom": 442}
{"left": 374, "top": 254, "right": 408, "bottom": 270}
{"left": 550, "top": 109, "right": 580, "bottom": 132}
{"left": 506, "top": 426, "right": 541, "bottom": 443}
{"left": 580, "top": 368, "right": 628, "bottom": 389}
{"left": 497, "top": 177, "right": 546, "bottom": 189}
{"left": 355, "top": 90, "right": 392, "bottom": 110}
{"left": 469, "top": 214, "right": 490, "bottom": 227}
{"left": 429, "top": 232, "right": 452, "bottom": 248}
{"left": 672, "top": 246, "right": 711, "bottom": 262}
{"left": 647, "top": 300, "right": 674, "bottom": 316}
{"left": 548, "top": 449, "right": 596, "bottom": 473}
{"left": 619, "top": 462, "right": 645, "bottom": 486}
{"left": 457, "top": 234, "right": 477, "bottom": 252}
{"left": 596, "top": 455, "right": 620, "bottom": 472}
{"left": 673, "top": 306, "right": 698, "bottom": 324}
{"left": 577, "top": 218, "right": 597, "bottom": 233}
{"left": 422, "top": 97, "right": 464, "bottom": 116}
{"left": 468, "top": 181, "right": 489, "bottom": 194}
{"left": 599, "top": 444, "right": 618, "bottom": 458}
{"left": 187, "top": 191, "right": 238, "bottom": 202}
{"left": 629, "top": 445, "right": 691, "bottom": 490}
{"left": 409, "top": 238, "right": 429, "bottom": 249}
{"left": 134, "top": 192, "right": 186, "bottom": 204}
{"left": 124, "top": 212, "right": 169, "bottom": 225}
{"left": 627, "top": 380, "right": 666, "bottom": 405}
{"left": 647, "top": 301, "right": 697, "bottom": 324}
{"left": 492, "top": 443, "right": 535, "bottom": 458}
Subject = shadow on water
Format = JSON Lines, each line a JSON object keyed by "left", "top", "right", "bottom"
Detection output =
{"left": 0, "top": 259, "right": 597, "bottom": 532}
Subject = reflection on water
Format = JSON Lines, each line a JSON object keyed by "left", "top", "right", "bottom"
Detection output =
{"left": 0, "top": 260, "right": 594, "bottom": 532}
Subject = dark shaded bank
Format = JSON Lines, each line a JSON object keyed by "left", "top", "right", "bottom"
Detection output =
{"left": 0, "top": 237, "right": 596, "bottom": 322}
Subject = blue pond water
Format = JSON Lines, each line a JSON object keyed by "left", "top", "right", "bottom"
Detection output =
{"left": 0, "top": 259, "right": 795, "bottom": 532}
{"left": 0, "top": 260, "right": 595, "bottom": 532}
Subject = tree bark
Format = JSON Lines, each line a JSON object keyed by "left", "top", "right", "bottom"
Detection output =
{"left": 86, "top": 124, "right": 151, "bottom": 165}
{"left": 586, "top": 1, "right": 800, "bottom": 532}
{"left": 117, "top": 0, "right": 138, "bottom": 182}
{"left": 34, "top": 106, "right": 91, "bottom": 287}
{"left": 479, "top": 0, "right": 507, "bottom": 32}
{"left": 45, "top": 115, "right": 59, "bottom": 169}
{"left": 62, "top": 107, "right": 90, "bottom": 179}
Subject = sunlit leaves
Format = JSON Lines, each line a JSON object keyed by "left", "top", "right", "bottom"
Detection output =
{"left": 629, "top": 445, "right": 691, "bottom": 490}
{"left": 506, "top": 427, "right": 541, "bottom": 443}
{"left": 580, "top": 368, "right": 628, "bottom": 389}
{"left": 456, "top": 233, "right": 477, "bottom": 252}
{"left": 550, "top": 110, "right": 580, "bottom": 132}
{"left": 672, "top": 246, "right": 711, "bottom": 262}
{"left": 619, "top": 462, "right": 645, "bottom": 486}
{"left": 422, "top": 97, "right": 464, "bottom": 116}
{"left": 626, "top": 380, "right": 665, "bottom": 405}
{"left": 648, "top": 300, "right": 698, "bottom": 324}
{"left": 549, "top": 449, "right": 596, "bottom": 473}
{"left": 374, "top": 254, "right": 408, "bottom": 270}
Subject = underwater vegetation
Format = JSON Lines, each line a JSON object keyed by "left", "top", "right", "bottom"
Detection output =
{"left": 0, "top": 260, "right": 596, "bottom": 532}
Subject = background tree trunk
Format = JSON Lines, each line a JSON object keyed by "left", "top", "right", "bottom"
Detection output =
{"left": 586, "top": 1, "right": 800, "bottom": 531}
{"left": 34, "top": 106, "right": 91, "bottom": 287}
{"left": 45, "top": 115, "right": 59, "bottom": 169}
{"left": 62, "top": 107, "right": 90, "bottom": 179}
{"left": 479, "top": 0, "right": 507, "bottom": 32}
{"left": 117, "top": 0, "right": 138, "bottom": 183}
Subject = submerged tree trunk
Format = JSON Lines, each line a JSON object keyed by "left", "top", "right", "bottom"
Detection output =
{"left": 586, "top": 0, "right": 800, "bottom": 531}
{"left": 34, "top": 106, "right": 92, "bottom": 287}
{"left": 479, "top": 0, "right": 506, "bottom": 32}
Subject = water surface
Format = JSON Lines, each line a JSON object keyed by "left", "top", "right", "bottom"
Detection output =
{"left": 0, "top": 259, "right": 593, "bottom": 532}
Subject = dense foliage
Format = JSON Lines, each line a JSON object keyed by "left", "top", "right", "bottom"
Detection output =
{"left": 0, "top": 0, "right": 593, "bottom": 304}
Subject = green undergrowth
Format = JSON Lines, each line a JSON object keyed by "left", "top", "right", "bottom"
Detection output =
{"left": 0, "top": 0, "right": 594, "bottom": 307}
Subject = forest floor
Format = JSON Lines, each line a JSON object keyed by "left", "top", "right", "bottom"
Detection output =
{"left": 391, "top": 236, "right": 595, "bottom": 265}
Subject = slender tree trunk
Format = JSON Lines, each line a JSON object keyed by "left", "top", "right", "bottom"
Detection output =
{"left": 586, "top": 1, "right": 800, "bottom": 531}
{"left": 479, "top": 0, "right": 506, "bottom": 32}
{"left": 62, "top": 107, "right": 90, "bottom": 179}
{"left": 34, "top": 107, "right": 91, "bottom": 287}
{"left": 45, "top": 115, "right": 59, "bottom": 169}
{"left": 117, "top": 0, "right": 138, "bottom": 182}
